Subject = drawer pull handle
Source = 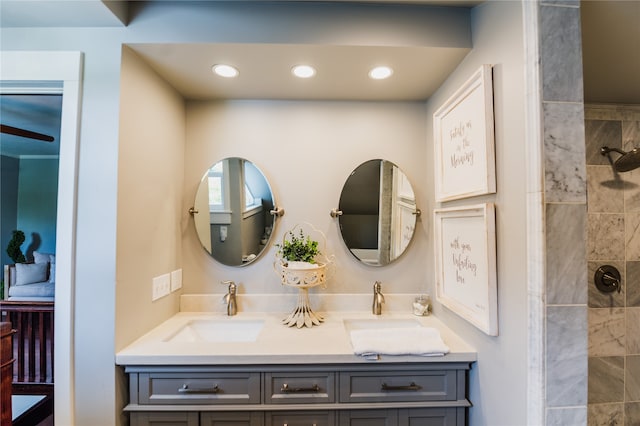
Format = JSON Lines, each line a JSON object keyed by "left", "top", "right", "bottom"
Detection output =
{"left": 280, "top": 383, "right": 320, "bottom": 393}
{"left": 381, "top": 382, "right": 422, "bottom": 391}
{"left": 178, "top": 384, "right": 220, "bottom": 394}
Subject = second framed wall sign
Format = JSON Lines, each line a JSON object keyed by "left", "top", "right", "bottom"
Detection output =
{"left": 434, "top": 64, "right": 496, "bottom": 202}
{"left": 434, "top": 203, "right": 498, "bottom": 336}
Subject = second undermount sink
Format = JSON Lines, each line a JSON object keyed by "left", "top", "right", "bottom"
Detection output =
{"left": 342, "top": 318, "right": 423, "bottom": 332}
{"left": 164, "top": 318, "right": 265, "bottom": 343}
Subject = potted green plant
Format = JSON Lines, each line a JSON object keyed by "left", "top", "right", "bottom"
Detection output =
{"left": 274, "top": 226, "right": 328, "bottom": 288}
{"left": 276, "top": 229, "right": 321, "bottom": 269}
{"left": 6, "top": 229, "right": 26, "bottom": 264}
{"left": 274, "top": 224, "right": 332, "bottom": 328}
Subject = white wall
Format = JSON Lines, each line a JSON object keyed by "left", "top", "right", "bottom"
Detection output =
{"left": 0, "top": 2, "right": 529, "bottom": 425}
{"left": 425, "top": 2, "right": 527, "bottom": 425}
{"left": 183, "top": 100, "right": 430, "bottom": 296}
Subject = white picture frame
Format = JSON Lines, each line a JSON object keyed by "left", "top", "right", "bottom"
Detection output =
{"left": 434, "top": 203, "right": 498, "bottom": 336}
{"left": 433, "top": 64, "right": 495, "bottom": 202}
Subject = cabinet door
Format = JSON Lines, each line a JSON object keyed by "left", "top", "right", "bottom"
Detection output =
{"left": 130, "top": 411, "right": 199, "bottom": 426}
{"left": 399, "top": 407, "right": 462, "bottom": 426}
{"left": 338, "top": 409, "right": 398, "bottom": 426}
{"left": 267, "top": 410, "right": 335, "bottom": 426}
{"left": 200, "top": 411, "right": 264, "bottom": 426}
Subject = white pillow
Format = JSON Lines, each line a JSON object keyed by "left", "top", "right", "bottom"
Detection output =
{"left": 15, "top": 263, "right": 48, "bottom": 286}
{"left": 49, "top": 262, "right": 56, "bottom": 284}
{"left": 33, "top": 251, "right": 52, "bottom": 264}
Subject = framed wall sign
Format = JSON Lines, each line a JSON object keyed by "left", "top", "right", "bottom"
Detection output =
{"left": 433, "top": 64, "right": 495, "bottom": 202}
{"left": 434, "top": 203, "right": 498, "bottom": 336}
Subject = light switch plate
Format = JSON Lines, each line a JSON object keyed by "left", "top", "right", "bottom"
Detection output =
{"left": 170, "top": 269, "right": 182, "bottom": 292}
{"left": 152, "top": 273, "right": 171, "bottom": 301}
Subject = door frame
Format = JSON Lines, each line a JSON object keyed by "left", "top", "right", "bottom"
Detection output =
{"left": 1, "top": 50, "right": 83, "bottom": 425}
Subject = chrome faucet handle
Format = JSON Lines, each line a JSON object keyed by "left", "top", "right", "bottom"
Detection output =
{"left": 221, "top": 280, "right": 236, "bottom": 293}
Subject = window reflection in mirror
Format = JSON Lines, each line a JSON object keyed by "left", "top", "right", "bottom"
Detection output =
{"left": 193, "top": 158, "right": 275, "bottom": 267}
{"left": 338, "top": 159, "right": 417, "bottom": 266}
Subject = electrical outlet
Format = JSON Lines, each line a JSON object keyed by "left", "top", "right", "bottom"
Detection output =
{"left": 152, "top": 273, "right": 171, "bottom": 301}
{"left": 170, "top": 269, "right": 182, "bottom": 292}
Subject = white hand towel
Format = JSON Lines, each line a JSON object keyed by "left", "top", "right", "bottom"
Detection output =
{"left": 350, "top": 327, "right": 450, "bottom": 357}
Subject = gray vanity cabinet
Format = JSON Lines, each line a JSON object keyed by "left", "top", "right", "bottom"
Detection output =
{"left": 124, "top": 362, "right": 471, "bottom": 426}
{"left": 201, "top": 412, "right": 264, "bottom": 426}
{"left": 130, "top": 412, "right": 199, "bottom": 426}
{"left": 266, "top": 411, "right": 335, "bottom": 426}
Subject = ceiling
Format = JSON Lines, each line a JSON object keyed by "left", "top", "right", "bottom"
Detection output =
{"left": 1, "top": 0, "right": 638, "bottom": 158}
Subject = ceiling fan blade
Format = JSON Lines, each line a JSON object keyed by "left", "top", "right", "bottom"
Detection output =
{"left": 1, "top": 124, "right": 54, "bottom": 142}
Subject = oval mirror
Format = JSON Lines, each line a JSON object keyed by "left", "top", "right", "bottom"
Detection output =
{"left": 337, "top": 159, "right": 418, "bottom": 266}
{"left": 192, "top": 158, "right": 277, "bottom": 266}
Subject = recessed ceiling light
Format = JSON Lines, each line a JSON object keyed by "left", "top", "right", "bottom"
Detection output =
{"left": 369, "top": 66, "right": 393, "bottom": 80}
{"left": 212, "top": 64, "right": 239, "bottom": 78}
{"left": 292, "top": 65, "right": 316, "bottom": 79}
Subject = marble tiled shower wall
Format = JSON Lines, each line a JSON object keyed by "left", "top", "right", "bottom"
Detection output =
{"left": 586, "top": 104, "right": 640, "bottom": 425}
{"left": 539, "top": 1, "right": 588, "bottom": 424}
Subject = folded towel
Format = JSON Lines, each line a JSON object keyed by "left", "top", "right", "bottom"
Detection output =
{"left": 350, "top": 327, "right": 450, "bottom": 358}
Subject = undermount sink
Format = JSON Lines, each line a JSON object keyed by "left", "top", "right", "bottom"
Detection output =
{"left": 164, "top": 318, "right": 265, "bottom": 343}
{"left": 342, "top": 318, "right": 423, "bottom": 332}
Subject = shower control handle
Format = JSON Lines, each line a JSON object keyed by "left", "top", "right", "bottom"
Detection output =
{"left": 594, "top": 265, "right": 622, "bottom": 294}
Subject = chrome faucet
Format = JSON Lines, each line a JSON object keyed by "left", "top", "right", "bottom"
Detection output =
{"left": 372, "top": 281, "right": 385, "bottom": 315}
{"left": 222, "top": 280, "right": 237, "bottom": 316}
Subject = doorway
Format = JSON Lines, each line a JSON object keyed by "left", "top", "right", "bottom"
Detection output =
{"left": 1, "top": 50, "right": 83, "bottom": 425}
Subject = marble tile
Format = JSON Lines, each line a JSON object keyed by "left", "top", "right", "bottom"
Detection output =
{"left": 628, "top": 262, "right": 640, "bottom": 307}
{"left": 547, "top": 203, "right": 587, "bottom": 304}
{"left": 540, "top": 5, "right": 583, "bottom": 102}
{"left": 588, "top": 166, "right": 624, "bottom": 213}
{"left": 626, "top": 356, "right": 640, "bottom": 401}
{"left": 544, "top": 102, "right": 586, "bottom": 203}
{"left": 626, "top": 213, "right": 640, "bottom": 260}
{"left": 547, "top": 407, "right": 587, "bottom": 426}
{"left": 588, "top": 261, "right": 625, "bottom": 308}
{"left": 541, "top": 0, "right": 580, "bottom": 5}
{"left": 585, "top": 105, "right": 640, "bottom": 122}
{"left": 588, "top": 213, "right": 625, "bottom": 261}
{"left": 627, "top": 308, "right": 640, "bottom": 355}
{"left": 588, "top": 356, "right": 624, "bottom": 403}
{"left": 547, "top": 306, "right": 588, "bottom": 406}
{"left": 586, "top": 120, "right": 623, "bottom": 166}
{"left": 623, "top": 121, "right": 640, "bottom": 151}
{"left": 623, "top": 169, "right": 640, "bottom": 213}
{"left": 588, "top": 403, "right": 623, "bottom": 426}
{"left": 626, "top": 402, "right": 640, "bottom": 425}
{"left": 588, "top": 308, "right": 625, "bottom": 356}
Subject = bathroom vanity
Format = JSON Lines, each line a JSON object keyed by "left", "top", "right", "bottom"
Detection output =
{"left": 117, "top": 311, "right": 476, "bottom": 426}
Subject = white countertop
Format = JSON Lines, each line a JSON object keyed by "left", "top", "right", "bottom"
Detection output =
{"left": 116, "top": 310, "right": 477, "bottom": 366}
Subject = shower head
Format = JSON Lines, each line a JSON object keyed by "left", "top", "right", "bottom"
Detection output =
{"left": 601, "top": 146, "right": 640, "bottom": 172}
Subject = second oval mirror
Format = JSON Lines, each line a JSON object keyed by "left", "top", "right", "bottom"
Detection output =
{"left": 193, "top": 157, "right": 277, "bottom": 267}
{"left": 337, "top": 159, "right": 418, "bottom": 266}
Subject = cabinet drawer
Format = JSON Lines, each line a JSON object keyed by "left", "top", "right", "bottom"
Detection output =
{"left": 138, "top": 372, "right": 260, "bottom": 405}
{"left": 265, "top": 372, "right": 335, "bottom": 404}
{"left": 266, "top": 410, "right": 335, "bottom": 426}
{"left": 200, "top": 411, "right": 264, "bottom": 426}
{"left": 339, "top": 370, "right": 457, "bottom": 403}
{"left": 130, "top": 411, "right": 199, "bottom": 426}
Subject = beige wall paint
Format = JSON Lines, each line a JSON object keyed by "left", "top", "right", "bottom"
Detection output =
{"left": 116, "top": 46, "right": 185, "bottom": 351}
